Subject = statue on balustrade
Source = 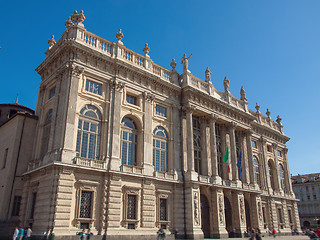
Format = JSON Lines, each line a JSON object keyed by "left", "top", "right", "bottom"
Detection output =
{"left": 181, "top": 53, "right": 192, "bottom": 72}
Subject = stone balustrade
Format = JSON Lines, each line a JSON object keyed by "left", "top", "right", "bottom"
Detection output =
{"left": 73, "top": 157, "right": 106, "bottom": 169}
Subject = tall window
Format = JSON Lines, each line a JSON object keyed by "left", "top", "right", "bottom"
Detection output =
{"left": 279, "top": 163, "right": 285, "bottom": 191}
{"left": 193, "top": 117, "right": 202, "bottom": 174}
{"left": 30, "top": 192, "right": 37, "bottom": 219}
{"left": 155, "top": 105, "right": 167, "bottom": 117}
{"left": 40, "top": 109, "right": 52, "bottom": 158}
{"left": 11, "top": 196, "right": 21, "bottom": 216}
{"left": 268, "top": 161, "right": 275, "bottom": 190}
{"left": 49, "top": 87, "right": 56, "bottom": 99}
{"left": 76, "top": 105, "right": 101, "bottom": 159}
{"left": 127, "top": 195, "right": 137, "bottom": 220}
{"left": 216, "top": 124, "right": 223, "bottom": 177}
{"left": 153, "top": 126, "right": 168, "bottom": 172}
{"left": 85, "top": 80, "right": 102, "bottom": 95}
{"left": 159, "top": 198, "right": 168, "bottom": 221}
{"left": 253, "top": 156, "right": 261, "bottom": 186}
{"left": 79, "top": 191, "right": 93, "bottom": 218}
{"left": 235, "top": 131, "right": 241, "bottom": 178}
{"left": 121, "top": 117, "right": 137, "bottom": 166}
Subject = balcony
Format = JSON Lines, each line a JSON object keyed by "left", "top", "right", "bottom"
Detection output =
{"left": 73, "top": 157, "right": 106, "bottom": 169}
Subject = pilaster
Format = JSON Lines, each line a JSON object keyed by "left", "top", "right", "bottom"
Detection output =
{"left": 211, "top": 188, "right": 228, "bottom": 238}
{"left": 231, "top": 191, "right": 247, "bottom": 237}
{"left": 273, "top": 143, "right": 283, "bottom": 195}
{"left": 229, "top": 122, "right": 239, "bottom": 181}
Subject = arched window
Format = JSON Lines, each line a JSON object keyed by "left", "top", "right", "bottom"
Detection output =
{"left": 153, "top": 126, "right": 168, "bottom": 172}
{"left": 253, "top": 156, "right": 261, "bottom": 186}
{"left": 279, "top": 163, "right": 285, "bottom": 191}
{"left": 121, "top": 117, "right": 137, "bottom": 166}
{"left": 268, "top": 160, "right": 275, "bottom": 190}
{"left": 193, "top": 117, "right": 202, "bottom": 174}
{"left": 40, "top": 109, "right": 53, "bottom": 158}
{"left": 76, "top": 105, "right": 101, "bottom": 159}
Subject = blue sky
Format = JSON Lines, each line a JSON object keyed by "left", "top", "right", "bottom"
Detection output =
{"left": 1, "top": 0, "right": 319, "bottom": 175}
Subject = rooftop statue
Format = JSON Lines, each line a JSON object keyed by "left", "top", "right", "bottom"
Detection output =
{"left": 181, "top": 53, "right": 192, "bottom": 72}
{"left": 205, "top": 67, "right": 211, "bottom": 82}
{"left": 240, "top": 86, "right": 247, "bottom": 101}
{"left": 223, "top": 77, "right": 230, "bottom": 92}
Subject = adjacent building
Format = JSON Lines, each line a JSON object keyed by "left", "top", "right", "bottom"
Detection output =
{"left": 0, "top": 10, "right": 300, "bottom": 239}
{"left": 292, "top": 173, "right": 320, "bottom": 229}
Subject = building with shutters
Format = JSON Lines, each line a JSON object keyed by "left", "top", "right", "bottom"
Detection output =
{"left": 0, "top": 10, "right": 300, "bottom": 239}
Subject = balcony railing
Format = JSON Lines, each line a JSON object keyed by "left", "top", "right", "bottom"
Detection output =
{"left": 73, "top": 157, "right": 106, "bottom": 169}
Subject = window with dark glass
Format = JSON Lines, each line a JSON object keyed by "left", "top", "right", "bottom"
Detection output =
{"left": 288, "top": 209, "right": 293, "bottom": 224}
{"left": 267, "top": 145, "right": 272, "bottom": 152}
{"left": 2, "top": 148, "right": 8, "bottom": 169}
{"left": 76, "top": 105, "right": 101, "bottom": 159}
{"left": 216, "top": 124, "right": 223, "bottom": 177}
{"left": 277, "top": 150, "right": 282, "bottom": 157}
{"left": 126, "top": 95, "right": 137, "bottom": 105}
{"left": 279, "top": 164, "right": 285, "bottom": 191}
{"left": 277, "top": 208, "right": 283, "bottom": 223}
{"left": 314, "top": 195, "right": 317, "bottom": 200}
{"left": 268, "top": 161, "right": 275, "bottom": 190}
{"left": 159, "top": 198, "right": 167, "bottom": 221}
{"left": 193, "top": 117, "right": 202, "bottom": 174}
{"left": 155, "top": 105, "right": 167, "bottom": 117}
{"left": 49, "top": 87, "right": 56, "bottom": 99}
{"left": 253, "top": 156, "right": 261, "bottom": 186}
{"left": 127, "top": 195, "right": 137, "bottom": 220}
{"left": 30, "top": 192, "right": 37, "bottom": 219}
{"left": 153, "top": 126, "right": 168, "bottom": 172}
{"left": 79, "top": 191, "right": 92, "bottom": 218}
{"left": 121, "top": 117, "right": 137, "bottom": 166}
{"left": 85, "top": 80, "right": 102, "bottom": 95}
{"left": 251, "top": 140, "right": 257, "bottom": 149}
{"left": 12, "top": 196, "right": 21, "bottom": 216}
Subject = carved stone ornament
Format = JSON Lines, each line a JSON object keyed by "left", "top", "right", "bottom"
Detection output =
{"left": 70, "top": 10, "right": 86, "bottom": 25}
{"left": 143, "top": 43, "right": 150, "bottom": 56}
{"left": 205, "top": 67, "right": 211, "bottom": 83}
{"left": 276, "top": 115, "right": 282, "bottom": 125}
{"left": 258, "top": 201, "right": 263, "bottom": 222}
{"left": 218, "top": 195, "right": 224, "bottom": 225}
{"left": 255, "top": 102, "right": 260, "bottom": 112}
{"left": 170, "top": 58, "right": 177, "bottom": 70}
{"left": 223, "top": 77, "right": 230, "bottom": 92}
{"left": 193, "top": 192, "right": 200, "bottom": 225}
{"left": 72, "top": 65, "right": 85, "bottom": 77}
{"left": 266, "top": 108, "right": 271, "bottom": 118}
{"left": 240, "top": 86, "right": 247, "bottom": 101}
{"left": 181, "top": 53, "right": 192, "bottom": 72}
{"left": 116, "top": 29, "right": 124, "bottom": 43}
{"left": 112, "top": 80, "right": 125, "bottom": 91}
{"left": 182, "top": 105, "right": 196, "bottom": 114}
{"left": 48, "top": 35, "right": 56, "bottom": 48}
{"left": 239, "top": 197, "right": 245, "bottom": 224}
{"left": 143, "top": 91, "right": 155, "bottom": 102}
{"left": 65, "top": 16, "right": 73, "bottom": 28}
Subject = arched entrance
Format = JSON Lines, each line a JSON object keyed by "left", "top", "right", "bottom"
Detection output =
{"left": 245, "top": 199, "right": 251, "bottom": 229}
{"left": 224, "top": 197, "right": 232, "bottom": 230}
{"left": 201, "top": 194, "right": 210, "bottom": 238}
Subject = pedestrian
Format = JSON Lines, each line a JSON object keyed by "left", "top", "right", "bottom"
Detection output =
{"left": 272, "top": 228, "right": 276, "bottom": 238}
{"left": 77, "top": 228, "right": 86, "bottom": 240}
{"left": 249, "top": 228, "right": 256, "bottom": 240}
{"left": 157, "top": 228, "right": 166, "bottom": 240}
{"left": 256, "top": 228, "right": 262, "bottom": 240}
{"left": 48, "top": 229, "right": 55, "bottom": 240}
{"left": 174, "top": 228, "right": 179, "bottom": 239}
{"left": 26, "top": 226, "right": 32, "bottom": 240}
{"left": 18, "top": 227, "right": 24, "bottom": 240}
{"left": 12, "top": 227, "right": 19, "bottom": 240}
{"left": 86, "top": 228, "right": 93, "bottom": 240}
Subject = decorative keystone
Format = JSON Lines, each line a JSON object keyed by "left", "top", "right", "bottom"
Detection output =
{"left": 143, "top": 43, "right": 150, "bottom": 56}
{"left": 48, "top": 35, "right": 56, "bottom": 49}
{"left": 170, "top": 58, "right": 176, "bottom": 70}
{"left": 223, "top": 76, "right": 230, "bottom": 92}
{"left": 255, "top": 102, "right": 260, "bottom": 112}
{"left": 240, "top": 86, "right": 247, "bottom": 101}
{"left": 205, "top": 67, "right": 211, "bottom": 83}
{"left": 266, "top": 108, "right": 271, "bottom": 118}
{"left": 116, "top": 29, "right": 124, "bottom": 44}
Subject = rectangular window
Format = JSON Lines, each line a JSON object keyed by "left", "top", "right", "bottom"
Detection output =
{"left": 79, "top": 191, "right": 93, "bottom": 218}
{"left": 159, "top": 198, "right": 167, "bottom": 221}
{"left": 127, "top": 195, "right": 137, "bottom": 220}
{"left": 155, "top": 105, "right": 167, "bottom": 117}
{"left": 251, "top": 140, "right": 257, "bottom": 149}
{"left": 85, "top": 80, "right": 102, "bottom": 95}
{"left": 288, "top": 209, "right": 293, "bottom": 224}
{"left": 126, "top": 95, "right": 137, "bottom": 105}
{"left": 307, "top": 195, "right": 311, "bottom": 200}
{"left": 11, "top": 196, "right": 21, "bottom": 216}
{"left": 49, "top": 87, "right": 56, "bottom": 99}
{"left": 313, "top": 195, "right": 317, "bottom": 200}
{"left": 30, "top": 192, "right": 37, "bottom": 219}
{"left": 2, "top": 148, "right": 8, "bottom": 169}
{"left": 278, "top": 208, "right": 283, "bottom": 223}
{"left": 267, "top": 145, "right": 272, "bottom": 152}
{"left": 277, "top": 150, "right": 282, "bottom": 157}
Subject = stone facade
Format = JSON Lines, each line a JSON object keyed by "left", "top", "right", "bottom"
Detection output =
{"left": 0, "top": 10, "right": 300, "bottom": 239}
{"left": 292, "top": 173, "right": 320, "bottom": 229}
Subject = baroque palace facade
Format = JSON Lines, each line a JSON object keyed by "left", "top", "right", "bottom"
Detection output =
{"left": 1, "top": 11, "right": 300, "bottom": 239}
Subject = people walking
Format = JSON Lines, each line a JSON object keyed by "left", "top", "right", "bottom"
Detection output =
{"left": 272, "top": 228, "right": 276, "bottom": 238}
{"left": 156, "top": 228, "right": 166, "bottom": 240}
{"left": 12, "top": 227, "right": 19, "bottom": 240}
{"left": 86, "top": 228, "right": 93, "bottom": 240}
{"left": 26, "top": 226, "right": 32, "bottom": 240}
{"left": 18, "top": 227, "right": 24, "bottom": 240}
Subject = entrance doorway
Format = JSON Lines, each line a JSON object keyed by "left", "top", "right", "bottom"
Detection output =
{"left": 245, "top": 199, "right": 251, "bottom": 230}
{"left": 224, "top": 197, "right": 232, "bottom": 230}
{"left": 201, "top": 194, "right": 210, "bottom": 238}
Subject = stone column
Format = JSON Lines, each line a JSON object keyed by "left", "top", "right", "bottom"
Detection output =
{"left": 61, "top": 64, "right": 84, "bottom": 163}
{"left": 229, "top": 122, "right": 239, "bottom": 181}
{"left": 283, "top": 148, "right": 294, "bottom": 195}
{"left": 221, "top": 125, "right": 229, "bottom": 180}
{"left": 211, "top": 188, "right": 228, "bottom": 238}
{"left": 273, "top": 143, "right": 283, "bottom": 194}
{"left": 172, "top": 105, "right": 181, "bottom": 172}
{"left": 209, "top": 114, "right": 220, "bottom": 182}
{"left": 200, "top": 117, "right": 210, "bottom": 176}
{"left": 142, "top": 92, "right": 155, "bottom": 176}
{"left": 231, "top": 191, "right": 247, "bottom": 237}
{"left": 109, "top": 79, "right": 125, "bottom": 171}
{"left": 250, "top": 194, "right": 264, "bottom": 230}
{"left": 246, "top": 131, "right": 255, "bottom": 185}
